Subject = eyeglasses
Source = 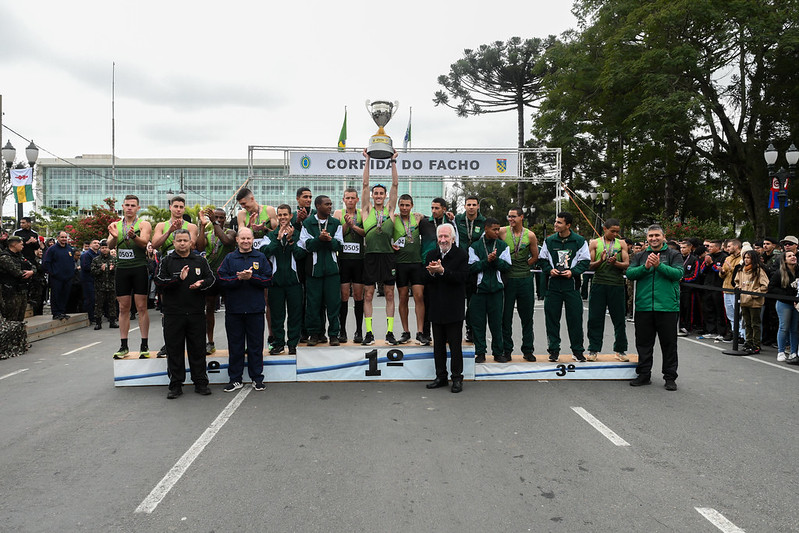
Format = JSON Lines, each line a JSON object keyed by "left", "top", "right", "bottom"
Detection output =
{"left": 507, "top": 215, "right": 519, "bottom": 219}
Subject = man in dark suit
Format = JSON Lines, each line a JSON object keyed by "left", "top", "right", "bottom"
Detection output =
{"left": 424, "top": 224, "right": 469, "bottom": 393}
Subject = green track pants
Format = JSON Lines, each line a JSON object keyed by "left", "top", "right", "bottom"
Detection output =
{"left": 502, "top": 276, "right": 534, "bottom": 356}
{"left": 544, "top": 287, "right": 584, "bottom": 356}
{"left": 305, "top": 275, "right": 341, "bottom": 337}
{"left": 471, "top": 290, "right": 504, "bottom": 356}
{"left": 586, "top": 283, "right": 628, "bottom": 353}
{"left": 268, "top": 284, "right": 303, "bottom": 349}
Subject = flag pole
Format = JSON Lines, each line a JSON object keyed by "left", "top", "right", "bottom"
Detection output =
{"left": 112, "top": 62, "right": 116, "bottom": 210}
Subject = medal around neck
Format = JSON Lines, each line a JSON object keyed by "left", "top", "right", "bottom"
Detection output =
{"left": 365, "top": 99, "right": 399, "bottom": 159}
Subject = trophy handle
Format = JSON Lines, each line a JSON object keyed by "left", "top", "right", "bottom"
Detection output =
{"left": 393, "top": 101, "right": 400, "bottom": 115}
{"left": 364, "top": 99, "right": 372, "bottom": 114}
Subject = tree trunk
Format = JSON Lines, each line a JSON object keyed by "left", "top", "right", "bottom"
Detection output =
{"left": 516, "top": 98, "right": 525, "bottom": 207}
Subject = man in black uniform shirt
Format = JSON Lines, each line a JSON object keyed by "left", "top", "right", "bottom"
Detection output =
{"left": 13, "top": 217, "right": 43, "bottom": 264}
{"left": 153, "top": 229, "right": 215, "bottom": 399}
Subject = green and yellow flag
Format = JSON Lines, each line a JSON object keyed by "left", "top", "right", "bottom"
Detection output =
{"left": 11, "top": 168, "right": 33, "bottom": 203}
{"left": 337, "top": 108, "right": 347, "bottom": 151}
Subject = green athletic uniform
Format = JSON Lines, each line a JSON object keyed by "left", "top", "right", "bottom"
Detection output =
{"left": 502, "top": 229, "right": 535, "bottom": 357}
{"left": 116, "top": 219, "right": 147, "bottom": 268}
{"left": 364, "top": 207, "right": 394, "bottom": 254}
{"left": 587, "top": 238, "right": 628, "bottom": 353}
{"left": 204, "top": 226, "right": 235, "bottom": 271}
{"left": 392, "top": 215, "right": 422, "bottom": 264}
{"left": 261, "top": 227, "right": 306, "bottom": 350}
{"left": 159, "top": 220, "right": 190, "bottom": 256}
{"left": 340, "top": 209, "right": 365, "bottom": 260}
{"left": 298, "top": 215, "right": 343, "bottom": 337}
{"left": 468, "top": 236, "right": 511, "bottom": 357}
{"left": 539, "top": 231, "right": 590, "bottom": 357}
{"left": 455, "top": 213, "right": 486, "bottom": 251}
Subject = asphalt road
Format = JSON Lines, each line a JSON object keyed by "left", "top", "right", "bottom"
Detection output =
{"left": 1, "top": 301, "right": 797, "bottom": 532}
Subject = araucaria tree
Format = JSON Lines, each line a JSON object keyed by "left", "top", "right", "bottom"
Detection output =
{"left": 434, "top": 36, "right": 556, "bottom": 206}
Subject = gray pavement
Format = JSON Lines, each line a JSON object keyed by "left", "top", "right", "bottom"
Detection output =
{"left": 1, "top": 301, "right": 797, "bottom": 532}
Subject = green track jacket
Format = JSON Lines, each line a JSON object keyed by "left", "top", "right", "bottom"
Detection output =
{"left": 468, "top": 237, "right": 512, "bottom": 293}
{"left": 297, "top": 215, "right": 344, "bottom": 278}
{"left": 626, "top": 243, "right": 683, "bottom": 312}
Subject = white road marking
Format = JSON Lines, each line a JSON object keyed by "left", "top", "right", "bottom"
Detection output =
{"left": 0, "top": 369, "right": 28, "bottom": 381}
{"left": 681, "top": 337, "right": 799, "bottom": 374}
{"left": 135, "top": 386, "right": 252, "bottom": 514}
{"left": 61, "top": 342, "right": 102, "bottom": 355}
{"left": 695, "top": 507, "right": 746, "bottom": 532}
{"left": 130, "top": 327, "right": 140, "bottom": 332}
{"left": 570, "top": 406, "right": 630, "bottom": 447}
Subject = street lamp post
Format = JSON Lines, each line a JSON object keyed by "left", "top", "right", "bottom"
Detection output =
{"left": 523, "top": 205, "right": 536, "bottom": 228}
{"left": 1, "top": 139, "right": 39, "bottom": 228}
{"left": 764, "top": 142, "right": 798, "bottom": 239}
{"left": 589, "top": 189, "right": 610, "bottom": 229}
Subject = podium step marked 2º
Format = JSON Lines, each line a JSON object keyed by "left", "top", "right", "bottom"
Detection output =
{"left": 113, "top": 342, "right": 637, "bottom": 386}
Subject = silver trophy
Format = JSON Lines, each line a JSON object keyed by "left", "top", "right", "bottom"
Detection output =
{"left": 365, "top": 99, "right": 399, "bottom": 159}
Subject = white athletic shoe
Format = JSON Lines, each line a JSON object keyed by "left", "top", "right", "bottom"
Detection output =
{"left": 615, "top": 352, "right": 629, "bottom": 362}
{"left": 586, "top": 351, "right": 598, "bottom": 362}
{"left": 777, "top": 352, "right": 787, "bottom": 362}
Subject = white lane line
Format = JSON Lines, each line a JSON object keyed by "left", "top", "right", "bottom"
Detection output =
{"left": 681, "top": 337, "right": 799, "bottom": 374}
{"left": 0, "top": 369, "right": 28, "bottom": 381}
{"left": 743, "top": 356, "right": 799, "bottom": 374}
{"left": 61, "top": 342, "right": 102, "bottom": 355}
{"left": 695, "top": 507, "right": 746, "bottom": 532}
{"left": 130, "top": 327, "right": 140, "bottom": 332}
{"left": 135, "top": 386, "right": 252, "bottom": 514}
{"left": 681, "top": 337, "right": 727, "bottom": 352}
{"left": 570, "top": 406, "right": 630, "bottom": 447}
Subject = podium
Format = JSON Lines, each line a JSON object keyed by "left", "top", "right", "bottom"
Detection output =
{"left": 113, "top": 341, "right": 637, "bottom": 386}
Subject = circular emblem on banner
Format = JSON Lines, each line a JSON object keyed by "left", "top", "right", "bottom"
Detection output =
{"left": 301, "top": 155, "right": 311, "bottom": 169}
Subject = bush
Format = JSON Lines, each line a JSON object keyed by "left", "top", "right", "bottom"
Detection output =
{"left": 62, "top": 198, "right": 119, "bottom": 244}
{"left": 662, "top": 216, "right": 733, "bottom": 241}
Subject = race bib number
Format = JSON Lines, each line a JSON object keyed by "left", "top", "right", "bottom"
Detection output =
{"left": 394, "top": 237, "right": 406, "bottom": 248}
{"left": 117, "top": 249, "right": 134, "bottom": 260}
{"left": 343, "top": 242, "right": 360, "bottom": 254}
{"left": 253, "top": 238, "right": 268, "bottom": 249}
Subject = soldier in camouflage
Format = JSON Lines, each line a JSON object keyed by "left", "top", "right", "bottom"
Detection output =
{"left": 0, "top": 316, "right": 28, "bottom": 359}
{"left": 0, "top": 236, "right": 34, "bottom": 322}
{"left": 91, "top": 240, "right": 118, "bottom": 329}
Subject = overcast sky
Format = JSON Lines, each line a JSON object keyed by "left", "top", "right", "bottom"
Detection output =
{"left": 0, "top": 1, "right": 576, "bottom": 162}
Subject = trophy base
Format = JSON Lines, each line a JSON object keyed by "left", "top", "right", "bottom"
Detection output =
{"left": 367, "top": 135, "right": 394, "bottom": 159}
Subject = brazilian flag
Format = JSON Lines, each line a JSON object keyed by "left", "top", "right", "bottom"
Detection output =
{"left": 337, "top": 109, "right": 347, "bottom": 151}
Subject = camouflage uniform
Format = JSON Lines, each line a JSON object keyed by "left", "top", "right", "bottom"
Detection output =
{"left": 0, "top": 315, "right": 28, "bottom": 359}
{"left": 91, "top": 252, "right": 118, "bottom": 325}
{"left": 0, "top": 248, "right": 33, "bottom": 322}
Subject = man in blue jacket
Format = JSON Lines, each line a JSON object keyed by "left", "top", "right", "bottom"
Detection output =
{"left": 216, "top": 227, "right": 272, "bottom": 392}
{"left": 42, "top": 231, "right": 76, "bottom": 320}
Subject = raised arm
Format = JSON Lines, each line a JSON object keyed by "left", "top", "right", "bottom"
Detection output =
{"left": 361, "top": 149, "right": 372, "bottom": 215}
{"left": 386, "top": 151, "right": 399, "bottom": 214}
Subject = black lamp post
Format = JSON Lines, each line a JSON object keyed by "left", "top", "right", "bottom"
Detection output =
{"left": 589, "top": 189, "right": 610, "bottom": 229}
{"left": 523, "top": 205, "right": 536, "bottom": 228}
{"left": 1, "top": 139, "right": 39, "bottom": 228}
{"left": 764, "top": 142, "right": 798, "bottom": 239}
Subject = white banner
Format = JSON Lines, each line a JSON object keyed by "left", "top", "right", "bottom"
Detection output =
{"left": 289, "top": 151, "right": 518, "bottom": 177}
{"left": 10, "top": 167, "right": 33, "bottom": 187}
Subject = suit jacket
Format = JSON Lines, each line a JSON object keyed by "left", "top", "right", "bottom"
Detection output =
{"left": 424, "top": 245, "right": 469, "bottom": 324}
